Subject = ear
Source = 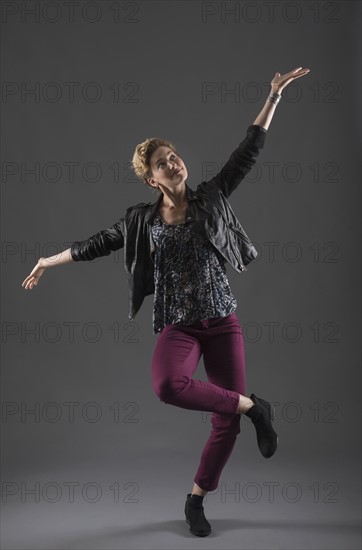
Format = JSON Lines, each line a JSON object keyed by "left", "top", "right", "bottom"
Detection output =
{"left": 145, "top": 176, "right": 156, "bottom": 188}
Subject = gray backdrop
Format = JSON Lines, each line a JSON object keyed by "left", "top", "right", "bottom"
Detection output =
{"left": 2, "top": 0, "right": 361, "bottom": 548}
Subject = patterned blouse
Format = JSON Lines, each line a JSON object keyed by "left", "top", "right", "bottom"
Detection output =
{"left": 151, "top": 213, "right": 237, "bottom": 334}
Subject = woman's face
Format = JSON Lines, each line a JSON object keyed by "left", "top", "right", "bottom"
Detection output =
{"left": 146, "top": 146, "right": 188, "bottom": 190}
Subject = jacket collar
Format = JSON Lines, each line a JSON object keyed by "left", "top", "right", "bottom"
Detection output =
{"left": 144, "top": 182, "right": 198, "bottom": 226}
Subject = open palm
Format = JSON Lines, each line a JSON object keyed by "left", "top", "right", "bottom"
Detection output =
{"left": 271, "top": 66, "right": 310, "bottom": 93}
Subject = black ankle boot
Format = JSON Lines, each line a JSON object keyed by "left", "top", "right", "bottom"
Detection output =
{"left": 184, "top": 493, "right": 212, "bottom": 537}
{"left": 245, "top": 393, "right": 279, "bottom": 458}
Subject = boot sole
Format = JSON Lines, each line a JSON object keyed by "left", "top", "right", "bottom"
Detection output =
{"left": 270, "top": 403, "right": 275, "bottom": 421}
{"left": 267, "top": 402, "right": 279, "bottom": 456}
{"left": 185, "top": 518, "right": 211, "bottom": 537}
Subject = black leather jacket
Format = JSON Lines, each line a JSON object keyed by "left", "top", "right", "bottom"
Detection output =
{"left": 70, "top": 124, "right": 267, "bottom": 321}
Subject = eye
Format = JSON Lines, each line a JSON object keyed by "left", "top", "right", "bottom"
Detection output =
{"left": 157, "top": 153, "right": 178, "bottom": 169}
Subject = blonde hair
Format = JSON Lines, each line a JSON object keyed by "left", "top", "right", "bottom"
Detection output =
{"left": 131, "top": 137, "right": 178, "bottom": 194}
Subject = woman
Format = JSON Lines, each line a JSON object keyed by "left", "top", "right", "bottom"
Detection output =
{"left": 22, "top": 66, "right": 310, "bottom": 537}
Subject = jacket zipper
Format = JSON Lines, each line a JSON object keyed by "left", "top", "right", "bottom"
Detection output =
{"left": 149, "top": 231, "right": 155, "bottom": 264}
{"left": 203, "top": 194, "right": 248, "bottom": 271}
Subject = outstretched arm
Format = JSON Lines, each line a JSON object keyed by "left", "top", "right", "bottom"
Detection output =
{"left": 253, "top": 66, "right": 310, "bottom": 130}
{"left": 21, "top": 217, "right": 125, "bottom": 290}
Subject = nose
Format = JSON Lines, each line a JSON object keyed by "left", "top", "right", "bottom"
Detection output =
{"left": 169, "top": 163, "right": 180, "bottom": 174}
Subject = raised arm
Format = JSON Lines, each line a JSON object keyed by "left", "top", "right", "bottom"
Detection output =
{"left": 198, "top": 66, "right": 310, "bottom": 199}
{"left": 253, "top": 66, "right": 310, "bottom": 130}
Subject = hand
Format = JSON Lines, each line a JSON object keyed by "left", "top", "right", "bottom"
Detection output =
{"left": 271, "top": 66, "right": 310, "bottom": 94}
{"left": 21, "top": 258, "right": 47, "bottom": 290}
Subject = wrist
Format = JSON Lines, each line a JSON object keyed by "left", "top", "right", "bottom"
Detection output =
{"left": 270, "top": 86, "right": 282, "bottom": 96}
{"left": 267, "top": 88, "right": 282, "bottom": 107}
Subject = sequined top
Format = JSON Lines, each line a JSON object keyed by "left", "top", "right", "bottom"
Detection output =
{"left": 151, "top": 213, "right": 237, "bottom": 334}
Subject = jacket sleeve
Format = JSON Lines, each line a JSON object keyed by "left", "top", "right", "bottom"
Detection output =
{"left": 199, "top": 124, "right": 267, "bottom": 199}
{"left": 70, "top": 217, "right": 125, "bottom": 261}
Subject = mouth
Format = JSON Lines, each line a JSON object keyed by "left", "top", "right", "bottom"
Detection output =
{"left": 173, "top": 168, "right": 183, "bottom": 176}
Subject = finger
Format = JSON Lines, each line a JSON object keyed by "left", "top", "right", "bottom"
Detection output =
{"left": 25, "top": 278, "right": 35, "bottom": 289}
{"left": 285, "top": 67, "right": 303, "bottom": 77}
{"left": 291, "top": 70, "right": 310, "bottom": 80}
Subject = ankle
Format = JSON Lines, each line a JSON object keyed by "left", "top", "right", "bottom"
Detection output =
{"left": 237, "top": 394, "right": 255, "bottom": 414}
{"left": 191, "top": 484, "right": 208, "bottom": 497}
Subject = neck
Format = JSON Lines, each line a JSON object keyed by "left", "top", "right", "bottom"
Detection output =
{"left": 159, "top": 183, "right": 187, "bottom": 209}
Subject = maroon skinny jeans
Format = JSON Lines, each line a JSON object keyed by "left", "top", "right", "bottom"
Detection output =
{"left": 151, "top": 311, "right": 246, "bottom": 492}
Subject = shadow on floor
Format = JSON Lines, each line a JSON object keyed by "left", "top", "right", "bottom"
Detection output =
{"left": 55, "top": 517, "right": 361, "bottom": 548}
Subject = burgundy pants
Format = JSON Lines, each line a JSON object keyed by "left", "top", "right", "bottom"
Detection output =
{"left": 151, "top": 311, "right": 246, "bottom": 492}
